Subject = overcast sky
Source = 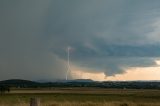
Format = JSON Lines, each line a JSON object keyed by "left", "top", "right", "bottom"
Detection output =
{"left": 1, "top": 0, "right": 160, "bottom": 81}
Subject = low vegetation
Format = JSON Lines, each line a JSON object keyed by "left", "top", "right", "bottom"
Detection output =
{"left": 0, "top": 86, "right": 10, "bottom": 94}
{"left": 0, "top": 88, "right": 160, "bottom": 106}
{"left": 1, "top": 79, "right": 160, "bottom": 89}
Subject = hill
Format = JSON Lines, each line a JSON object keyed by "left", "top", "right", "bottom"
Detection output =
{"left": 0, "top": 79, "right": 160, "bottom": 89}
{"left": 0, "top": 79, "right": 39, "bottom": 88}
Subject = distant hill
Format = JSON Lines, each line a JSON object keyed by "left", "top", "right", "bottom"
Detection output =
{"left": 69, "top": 79, "right": 94, "bottom": 82}
{"left": 0, "top": 79, "right": 37, "bottom": 84}
{"left": 0, "top": 79, "right": 160, "bottom": 89}
{"left": 0, "top": 79, "right": 39, "bottom": 87}
{"left": 54, "top": 79, "right": 94, "bottom": 83}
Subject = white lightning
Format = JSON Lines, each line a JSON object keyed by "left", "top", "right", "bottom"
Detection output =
{"left": 66, "top": 47, "right": 71, "bottom": 80}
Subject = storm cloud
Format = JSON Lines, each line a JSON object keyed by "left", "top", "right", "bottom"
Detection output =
{"left": 0, "top": 0, "right": 160, "bottom": 80}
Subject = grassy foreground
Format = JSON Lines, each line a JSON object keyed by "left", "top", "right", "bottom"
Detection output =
{"left": 0, "top": 88, "right": 160, "bottom": 106}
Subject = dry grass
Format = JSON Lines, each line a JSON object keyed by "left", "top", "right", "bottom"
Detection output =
{"left": 0, "top": 88, "right": 160, "bottom": 106}
{"left": 41, "top": 102, "right": 160, "bottom": 106}
{"left": 0, "top": 101, "right": 160, "bottom": 106}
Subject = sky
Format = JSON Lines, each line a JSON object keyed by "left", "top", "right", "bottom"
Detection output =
{"left": 0, "top": 0, "right": 160, "bottom": 81}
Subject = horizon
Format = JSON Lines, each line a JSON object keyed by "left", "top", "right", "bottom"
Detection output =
{"left": 1, "top": 0, "right": 160, "bottom": 81}
{"left": 1, "top": 78, "right": 160, "bottom": 82}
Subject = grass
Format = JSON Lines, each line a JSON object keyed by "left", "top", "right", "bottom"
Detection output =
{"left": 0, "top": 88, "right": 160, "bottom": 106}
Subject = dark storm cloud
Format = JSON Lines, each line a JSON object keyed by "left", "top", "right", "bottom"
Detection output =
{"left": 52, "top": 44, "right": 160, "bottom": 75}
{"left": 1, "top": 0, "right": 160, "bottom": 80}
{"left": 0, "top": 0, "right": 67, "bottom": 80}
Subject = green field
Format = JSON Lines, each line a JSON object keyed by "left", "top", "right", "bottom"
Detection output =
{"left": 0, "top": 88, "right": 160, "bottom": 106}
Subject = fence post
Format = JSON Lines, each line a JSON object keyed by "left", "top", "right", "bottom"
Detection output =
{"left": 30, "top": 98, "right": 40, "bottom": 106}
